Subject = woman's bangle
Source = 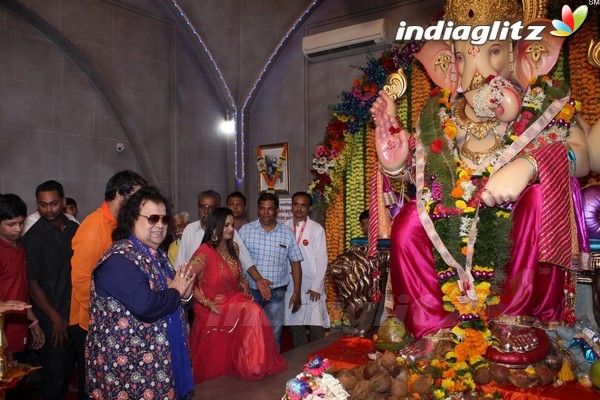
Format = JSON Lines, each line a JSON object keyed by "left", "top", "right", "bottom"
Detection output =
{"left": 28, "top": 320, "right": 39, "bottom": 329}
{"left": 199, "top": 297, "right": 212, "bottom": 308}
{"left": 181, "top": 293, "right": 193, "bottom": 303}
{"left": 380, "top": 163, "right": 407, "bottom": 178}
{"left": 517, "top": 154, "right": 539, "bottom": 184}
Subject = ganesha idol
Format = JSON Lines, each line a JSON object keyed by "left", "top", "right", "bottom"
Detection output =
{"left": 370, "top": 0, "right": 591, "bottom": 365}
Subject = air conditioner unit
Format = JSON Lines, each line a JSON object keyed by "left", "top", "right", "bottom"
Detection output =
{"left": 302, "top": 19, "right": 391, "bottom": 62}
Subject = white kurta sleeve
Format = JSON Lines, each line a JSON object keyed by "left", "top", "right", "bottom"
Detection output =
{"left": 309, "top": 224, "right": 328, "bottom": 294}
{"left": 174, "top": 224, "right": 194, "bottom": 267}
{"left": 233, "top": 230, "right": 254, "bottom": 272}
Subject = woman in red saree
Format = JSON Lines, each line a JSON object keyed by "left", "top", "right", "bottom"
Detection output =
{"left": 188, "top": 207, "right": 286, "bottom": 383}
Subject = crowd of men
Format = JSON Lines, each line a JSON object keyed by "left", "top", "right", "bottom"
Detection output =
{"left": 0, "top": 170, "right": 330, "bottom": 399}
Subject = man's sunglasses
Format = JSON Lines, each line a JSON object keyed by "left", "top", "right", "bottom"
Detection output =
{"left": 139, "top": 214, "right": 170, "bottom": 225}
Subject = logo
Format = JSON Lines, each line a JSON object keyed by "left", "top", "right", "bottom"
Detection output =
{"left": 394, "top": 4, "right": 588, "bottom": 44}
{"left": 550, "top": 5, "right": 588, "bottom": 36}
{"left": 395, "top": 20, "right": 545, "bottom": 44}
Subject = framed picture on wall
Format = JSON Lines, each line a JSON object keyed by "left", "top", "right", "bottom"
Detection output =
{"left": 257, "top": 142, "right": 289, "bottom": 193}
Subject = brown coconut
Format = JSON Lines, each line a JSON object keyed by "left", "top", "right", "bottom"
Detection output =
{"left": 490, "top": 364, "right": 510, "bottom": 384}
{"left": 337, "top": 371, "right": 358, "bottom": 392}
{"left": 350, "top": 379, "right": 371, "bottom": 399}
{"left": 472, "top": 366, "right": 492, "bottom": 385}
{"left": 352, "top": 365, "right": 365, "bottom": 379}
{"left": 390, "top": 375, "right": 408, "bottom": 397}
{"left": 509, "top": 370, "right": 539, "bottom": 388}
{"left": 379, "top": 351, "right": 398, "bottom": 370}
{"left": 363, "top": 360, "right": 382, "bottom": 380}
{"left": 535, "top": 364, "right": 554, "bottom": 386}
{"left": 411, "top": 373, "right": 433, "bottom": 396}
{"left": 370, "top": 370, "right": 393, "bottom": 393}
{"left": 388, "top": 362, "right": 408, "bottom": 379}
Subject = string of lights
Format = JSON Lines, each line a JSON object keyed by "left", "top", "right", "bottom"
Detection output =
{"left": 168, "top": 1, "right": 320, "bottom": 183}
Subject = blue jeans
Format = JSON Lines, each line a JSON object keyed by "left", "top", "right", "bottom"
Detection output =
{"left": 250, "top": 286, "right": 286, "bottom": 349}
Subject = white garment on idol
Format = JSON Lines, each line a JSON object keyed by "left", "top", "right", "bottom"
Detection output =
{"left": 283, "top": 217, "right": 330, "bottom": 328}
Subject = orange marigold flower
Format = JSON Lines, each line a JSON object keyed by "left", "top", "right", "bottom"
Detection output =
{"left": 443, "top": 369, "right": 457, "bottom": 379}
{"left": 444, "top": 122, "right": 457, "bottom": 139}
{"left": 451, "top": 187, "right": 464, "bottom": 198}
{"left": 461, "top": 246, "right": 468, "bottom": 256}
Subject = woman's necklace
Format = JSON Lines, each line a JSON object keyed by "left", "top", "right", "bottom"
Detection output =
{"left": 453, "top": 98, "right": 499, "bottom": 140}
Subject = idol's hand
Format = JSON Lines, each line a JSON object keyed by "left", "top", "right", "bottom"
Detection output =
{"left": 481, "top": 158, "right": 531, "bottom": 206}
{"left": 371, "top": 91, "right": 409, "bottom": 174}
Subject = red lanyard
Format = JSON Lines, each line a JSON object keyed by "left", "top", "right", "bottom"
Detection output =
{"left": 293, "top": 220, "right": 307, "bottom": 244}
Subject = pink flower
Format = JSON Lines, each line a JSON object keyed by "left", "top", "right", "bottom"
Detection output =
{"left": 521, "top": 111, "right": 534, "bottom": 119}
{"left": 117, "top": 355, "right": 127, "bottom": 366}
{"left": 143, "top": 389, "right": 155, "bottom": 400}
{"left": 142, "top": 353, "right": 154, "bottom": 364}
{"left": 117, "top": 318, "right": 129, "bottom": 329}
{"left": 513, "top": 119, "right": 528, "bottom": 135}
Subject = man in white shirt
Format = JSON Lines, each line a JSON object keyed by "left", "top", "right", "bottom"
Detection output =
{"left": 284, "top": 191, "right": 330, "bottom": 347}
{"left": 175, "top": 190, "right": 255, "bottom": 273}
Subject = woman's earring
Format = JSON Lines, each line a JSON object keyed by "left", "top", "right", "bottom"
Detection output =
{"left": 211, "top": 231, "right": 218, "bottom": 242}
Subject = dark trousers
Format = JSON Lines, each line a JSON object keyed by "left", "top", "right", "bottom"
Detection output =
{"left": 38, "top": 325, "right": 76, "bottom": 400}
{"left": 291, "top": 325, "right": 325, "bottom": 348}
{"left": 69, "top": 324, "right": 92, "bottom": 400}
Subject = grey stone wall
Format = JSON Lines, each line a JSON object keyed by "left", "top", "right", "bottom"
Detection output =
{"left": 0, "top": 0, "right": 442, "bottom": 222}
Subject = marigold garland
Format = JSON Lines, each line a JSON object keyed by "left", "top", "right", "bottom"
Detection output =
{"left": 344, "top": 128, "right": 366, "bottom": 244}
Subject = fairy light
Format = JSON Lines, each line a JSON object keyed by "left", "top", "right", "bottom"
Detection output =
{"left": 238, "top": 1, "right": 320, "bottom": 182}
{"left": 168, "top": 1, "right": 320, "bottom": 183}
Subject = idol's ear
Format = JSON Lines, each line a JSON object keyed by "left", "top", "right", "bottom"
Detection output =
{"left": 513, "top": 19, "right": 565, "bottom": 88}
{"left": 414, "top": 40, "right": 460, "bottom": 95}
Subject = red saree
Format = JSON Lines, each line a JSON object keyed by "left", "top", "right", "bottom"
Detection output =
{"left": 189, "top": 243, "right": 286, "bottom": 383}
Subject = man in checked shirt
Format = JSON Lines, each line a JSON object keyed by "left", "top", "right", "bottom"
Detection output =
{"left": 239, "top": 192, "right": 302, "bottom": 349}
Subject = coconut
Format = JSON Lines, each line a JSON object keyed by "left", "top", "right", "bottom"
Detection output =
{"left": 379, "top": 351, "right": 398, "bottom": 370}
{"left": 472, "top": 366, "right": 491, "bottom": 385}
{"left": 363, "top": 360, "right": 382, "bottom": 380}
{"left": 350, "top": 379, "right": 371, "bottom": 399}
{"left": 509, "top": 370, "right": 539, "bottom": 388}
{"left": 337, "top": 372, "right": 357, "bottom": 391}
{"left": 377, "top": 317, "right": 406, "bottom": 343}
{"left": 535, "top": 364, "right": 554, "bottom": 386}
{"left": 370, "top": 370, "right": 392, "bottom": 393}
{"left": 390, "top": 375, "right": 408, "bottom": 397}
{"left": 490, "top": 364, "right": 510, "bottom": 384}
{"left": 411, "top": 374, "right": 433, "bottom": 396}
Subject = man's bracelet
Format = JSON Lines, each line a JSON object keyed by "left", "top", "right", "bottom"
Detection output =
{"left": 28, "top": 319, "right": 39, "bottom": 329}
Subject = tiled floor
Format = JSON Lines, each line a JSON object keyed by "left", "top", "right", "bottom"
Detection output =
{"left": 193, "top": 331, "right": 342, "bottom": 400}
